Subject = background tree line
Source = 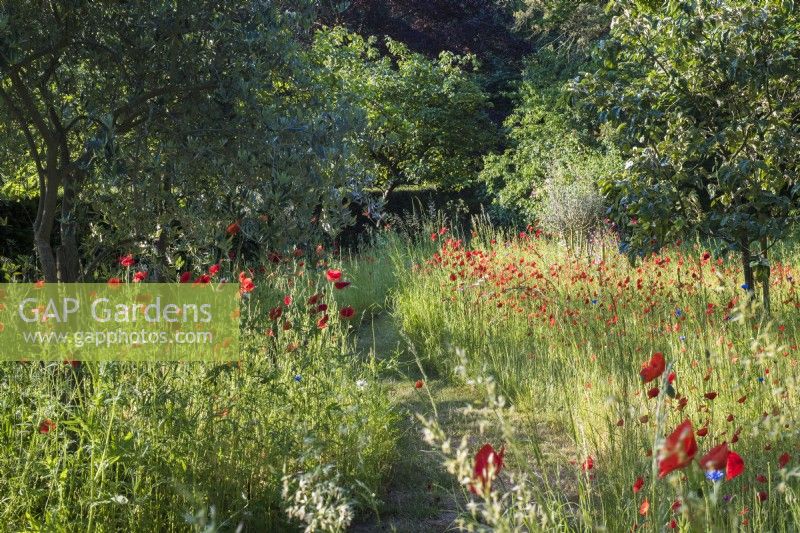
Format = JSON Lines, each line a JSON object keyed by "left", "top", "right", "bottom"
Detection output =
{"left": 2, "top": 0, "right": 799, "bottom": 311}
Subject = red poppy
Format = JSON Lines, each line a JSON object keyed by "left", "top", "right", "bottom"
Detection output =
{"left": 704, "top": 391, "right": 718, "bottom": 401}
{"left": 238, "top": 272, "right": 255, "bottom": 294}
{"left": 316, "top": 303, "right": 328, "bottom": 313}
{"left": 226, "top": 221, "right": 240, "bottom": 235}
{"left": 470, "top": 444, "right": 505, "bottom": 495}
{"left": 697, "top": 426, "right": 708, "bottom": 437}
{"left": 119, "top": 254, "right": 135, "bottom": 267}
{"left": 179, "top": 271, "right": 191, "bottom": 283}
{"left": 699, "top": 442, "right": 729, "bottom": 471}
{"left": 283, "top": 295, "right": 293, "bottom": 306}
{"left": 269, "top": 307, "right": 283, "bottom": 321}
{"left": 39, "top": 419, "right": 56, "bottom": 434}
{"left": 194, "top": 274, "right": 211, "bottom": 284}
{"left": 726, "top": 451, "right": 744, "bottom": 480}
{"left": 415, "top": 379, "right": 424, "bottom": 389}
{"left": 757, "top": 474, "right": 768, "bottom": 483}
{"left": 326, "top": 269, "right": 342, "bottom": 282}
{"left": 133, "top": 271, "right": 147, "bottom": 283}
{"left": 340, "top": 306, "right": 355, "bottom": 319}
{"left": 640, "top": 352, "right": 666, "bottom": 383}
{"left": 334, "top": 281, "right": 351, "bottom": 290}
{"left": 308, "top": 293, "right": 321, "bottom": 305}
{"left": 633, "top": 477, "right": 644, "bottom": 493}
{"left": 647, "top": 387, "right": 660, "bottom": 399}
{"left": 209, "top": 263, "right": 220, "bottom": 275}
{"left": 639, "top": 498, "right": 650, "bottom": 516}
{"left": 317, "top": 314, "right": 329, "bottom": 329}
{"left": 658, "top": 419, "right": 697, "bottom": 478}
{"left": 779, "top": 453, "right": 791, "bottom": 469}
{"left": 758, "top": 491, "right": 768, "bottom": 502}
{"left": 581, "top": 456, "right": 594, "bottom": 471}
{"left": 107, "top": 277, "right": 122, "bottom": 286}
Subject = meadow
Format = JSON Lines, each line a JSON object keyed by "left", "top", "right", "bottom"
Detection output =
{"left": 5, "top": 216, "right": 799, "bottom": 531}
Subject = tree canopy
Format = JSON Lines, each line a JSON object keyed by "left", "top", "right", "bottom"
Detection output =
{"left": 575, "top": 0, "right": 800, "bottom": 305}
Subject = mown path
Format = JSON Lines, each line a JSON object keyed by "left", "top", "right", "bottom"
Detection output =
{"left": 348, "top": 313, "right": 578, "bottom": 532}
{"left": 349, "top": 313, "right": 474, "bottom": 532}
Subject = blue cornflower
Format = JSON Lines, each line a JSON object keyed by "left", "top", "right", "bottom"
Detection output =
{"left": 741, "top": 282, "right": 751, "bottom": 291}
{"left": 591, "top": 299, "right": 598, "bottom": 305}
{"left": 705, "top": 470, "right": 725, "bottom": 482}
{"left": 679, "top": 335, "right": 686, "bottom": 342}
{"left": 675, "top": 308, "right": 682, "bottom": 318}
{"left": 757, "top": 376, "right": 765, "bottom": 383}
{"left": 294, "top": 375, "right": 302, "bottom": 382}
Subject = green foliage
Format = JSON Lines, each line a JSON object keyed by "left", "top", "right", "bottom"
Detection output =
{"left": 311, "top": 27, "right": 498, "bottom": 195}
{"left": 480, "top": 48, "right": 618, "bottom": 222}
{"left": 0, "top": 1, "right": 369, "bottom": 281}
{"left": 575, "top": 0, "right": 800, "bottom": 263}
{"left": 498, "top": 0, "right": 610, "bottom": 51}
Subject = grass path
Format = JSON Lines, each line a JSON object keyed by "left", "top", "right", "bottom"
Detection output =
{"left": 349, "top": 312, "right": 579, "bottom": 532}
{"left": 350, "top": 312, "right": 474, "bottom": 532}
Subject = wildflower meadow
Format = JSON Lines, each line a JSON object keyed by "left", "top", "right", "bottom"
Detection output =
{"left": 3, "top": 1, "right": 800, "bottom": 531}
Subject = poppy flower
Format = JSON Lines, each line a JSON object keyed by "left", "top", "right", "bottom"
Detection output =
{"left": 779, "top": 453, "right": 791, "bottom": 469}
{"left": 308, "top": 294, "right": 321, "bottom": 305}
{"left": 317, "top": 314, "right": 329, "bottom": 329}
{"left": 581, "top": 456, "right": 594, "bottom": 471}
{"left": 639, "top": 498, "right": 649, "bottom": 516}
{"left": 179, "top": 271, "right": 191, "bottom": 283}
{"left": 699, "top": 442, "right": 729, "bottom": 471}
{"left": 283, "top": 295, "right": 293, "bottom": 306}
{"left": 659, "top": 419, "right": 697, "bottom": 478}
{"left": 633, "top": 477, "right": 644, "bottom": 493}
{"left": 696, "top": 426, "right": 708, "bottom": 437}
{"left": 415, "top": 379, "right": 424, "bottom": 389}
{"left": 133, "top": 271, "right": 147, "bottom": 283}
{"left": 647, "top": 387, "right": 660, "bottom": 399}
{"left": 38, "top": 419, "right": 56, "bottom": 434}
{"left": 195, "top": 274, "right": 211, "bottom": 284}
{"left": 326, "top": 269, "right": 342, "bottom": 282}
{"left": 756, "top": 474, "right": 768, "bottom": 483}
{"left": 470, "top": 444, "right": 505, "bottom": 495}
{"left": 726, "top": 451, "right": 744, "bottom": 480}
{"left": 640, "top": 352, "right": 666, "bottom": 383}
{"left": 758, "top": 491, "right": 768, "bottom": 502}
{"left": 119, "top": 254, "right": 135, "bottom": 267}
{"left": 334, "top": 281, "right": 351, "bottom": 290}
{"left": 209, "top": 264, "right": 220, "bottom": 275}
{"left": 226, "top": 221, "right": 240, "bottom": 235}
{"left": 340, "top": 306, "right": 355, "bottom": 319}
{"left": 269, "top": 307, "right": 283, "bottom": 321}
{"left": 704, "top": 391, "right": 718, "bottom": 401}
{"left": 107, "top": 277, "right": 122, "bottom": 286}
{"left": 238, "top": 272, "right": 255, "bottom": 294}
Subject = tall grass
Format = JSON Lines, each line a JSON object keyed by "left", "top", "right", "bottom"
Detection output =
{"left": 393, "top": 219, "right": 800, "bottom": 531}
{"left": 0, "top": 259, "right": 399, "bottom": 531}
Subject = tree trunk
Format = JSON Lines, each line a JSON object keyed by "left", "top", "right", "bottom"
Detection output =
{"left": 33, "top": 156, "right": 61, "bottom": 282}
{"left": 56, "top": 170, "right": 81, "bottom": 282}
{"left": 761, "top": 236, "right": 771, "bottom": 315}
{"left": 740, "top": 236, "right": 755, "bottom": 302}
